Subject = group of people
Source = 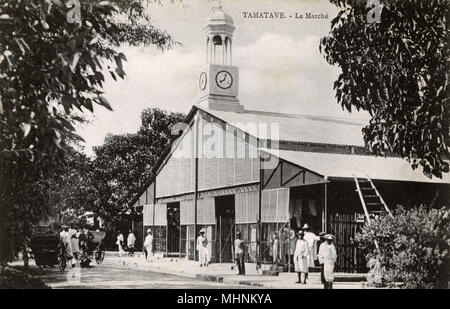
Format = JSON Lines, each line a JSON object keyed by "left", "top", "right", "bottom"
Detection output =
{"left": 293, "top": 225, "right": 337, "bottom": 289}
{"left": 59, "top": 225, "right": 94, "bottom": 268}
{"left": 195, "top": 223, "right": 337, "bottom": 288}
{"left": 116, "top": 230, "right": 137, "bottom": 257}
{"left": 116, "top": 229, "right": 155, "bottom": 261}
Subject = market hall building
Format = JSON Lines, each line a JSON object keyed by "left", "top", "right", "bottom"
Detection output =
{"left": 130, "top": 7, "right": 450, "bottom": 272}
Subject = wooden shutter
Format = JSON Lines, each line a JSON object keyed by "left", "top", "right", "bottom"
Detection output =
{"left": 261, "top": 188, "right": 289, "bottom": 223}
{"left": 180, "top": 200, "right": 195, "bottom": 225}
{"left": 154, "top": 203, "right": 167, "bottom": 226}
{"left": 197, "top": 197, "right": 215, "bottom": 225}
{"left": 235, "top": 191, "right": 259, "bottom": 224}
{"left": 143, "top": 204, "right": 154, "bottom": 226}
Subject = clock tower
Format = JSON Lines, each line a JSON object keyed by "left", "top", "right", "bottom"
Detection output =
{"left": 197, "top": 6, "right": 244, "bottom": 113}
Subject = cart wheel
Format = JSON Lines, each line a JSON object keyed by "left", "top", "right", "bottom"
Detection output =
{"left": 59, "top": 257, "right": 67, "bottom": 272}
{"left": 95, "top": 251, "right": 105, "bottom": 264}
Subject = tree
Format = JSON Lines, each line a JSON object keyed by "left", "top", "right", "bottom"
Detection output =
{"left": 320, "top": 0, "right": 449, "bottom": 178}
{"left": 0, "top": 0, "right": 174, "bottom": 269}
{"left": 38, "top": 145, "right": 96, "bottom": 226}
{"left": 91, "top": 108, "right": 185, "bottom": 227}
{"left": 355, "top": 206, "right": 449, "bottom": 288}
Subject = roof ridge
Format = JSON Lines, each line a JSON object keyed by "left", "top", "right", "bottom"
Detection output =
{"left": 243, "top": 109, "right": 368, "bottom": 125}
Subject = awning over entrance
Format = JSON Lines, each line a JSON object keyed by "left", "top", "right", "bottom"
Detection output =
{"left": 262, "top": 148, "right": 450, "bottom": 184}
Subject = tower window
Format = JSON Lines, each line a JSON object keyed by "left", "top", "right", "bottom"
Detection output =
{"left": 212, "top": 35, "right": 223, "bottom": 46}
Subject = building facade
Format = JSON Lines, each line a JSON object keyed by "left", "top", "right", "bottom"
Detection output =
{"left": 131, "top": 7, "right": 450, "bottom": 272}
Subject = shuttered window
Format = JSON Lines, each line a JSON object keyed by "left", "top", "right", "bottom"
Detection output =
{"left": 197, "top": 197, "right": 215, "bottom": 225}
{"left": 154, "top": 203, "right": 167, "bottom": 226}
{"left": 235, "top": 191, "right": 260, "bottom": 224}
{"left": 143, "top": 204, "right": 154, "bottom": 226}
{"left": 261, "top": 188, "right": 289, "bottom": 223}
{"left": 180, "top": 200, "right": 195, "bottom": 225}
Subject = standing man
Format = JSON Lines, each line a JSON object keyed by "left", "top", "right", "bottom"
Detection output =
{"left": 60, "top": 225, "right": 73, "bottom": 266}
{"left": 69, "top": 227, "right": 79, "bottom": 267}
{"left": 288, "top": 229, "right": 297, "bottom": 271}
{"left": 127, "top": 230, "right": 136, "bottom": 256}
{"left": 302, "top": 223, "right": 319, "bottom": 267}
{"left": 234, "top": 231, "right": 245, "bottom": 275}
{"left": 116, "top": 231, "right": 126, "bottom": 257}
{"left": 143, "top": 229, "right": 153, "bottom": 261}
{"left": 196, "top": 229, "right": 208, "bottom": 267}
{"left": 318, "top": 234, "right": 337, "bottom": 289}
{"left": 317, "top": 232, "right": 327, "bottom": 286}
{"left": 271, "top": 232, "right": 279, "bottom": 266}
{"left": 294, "top": 230, "right": 309, "bottom": 284}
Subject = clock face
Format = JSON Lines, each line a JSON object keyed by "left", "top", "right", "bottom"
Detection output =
{"left": 199, "top": 72, "right": 207, "bottom": 90}
{"left": 215, "top": 71, "right": 233, "bottom": 89}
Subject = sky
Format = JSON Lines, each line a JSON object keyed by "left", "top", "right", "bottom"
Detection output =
{"left": 76, "top": 0, "right": 370, "bottom": 156}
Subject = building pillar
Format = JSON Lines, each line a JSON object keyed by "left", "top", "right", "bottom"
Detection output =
{"left": 193, "top": 112, "right": 200, "bottom": 261}
{"left": 323, "top": 177, "right": 328, "bottom": 232}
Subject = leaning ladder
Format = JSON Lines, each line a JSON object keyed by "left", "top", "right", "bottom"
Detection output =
{"left": 353, "top": 174, "right": 394, "bottom": 250}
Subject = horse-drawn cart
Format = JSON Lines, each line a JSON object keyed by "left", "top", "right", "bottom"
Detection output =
{"left": 30, "top": 229, "right": 67, "bottom": 272}
{"left": 90, "top": 230, "right": 106, "bottom": 264}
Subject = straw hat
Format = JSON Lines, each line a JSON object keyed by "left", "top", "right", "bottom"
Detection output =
{"left": 301, "top": 223, "right": 310, "bottom": 230}
{"left": 324, "top": 234, "right": 334, "bottom": 240}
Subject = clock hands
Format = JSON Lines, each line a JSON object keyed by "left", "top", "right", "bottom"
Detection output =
{"left": 219, "top": 74, "right": 227, "bottom": 83}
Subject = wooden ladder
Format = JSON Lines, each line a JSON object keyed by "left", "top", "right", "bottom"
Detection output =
{"left": 353, "top": 174, "right": 394, "bottom": 250}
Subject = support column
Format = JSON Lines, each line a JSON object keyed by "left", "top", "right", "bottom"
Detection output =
{"left": 230, "top": 40, "right": 232, "bottom": 65}
{"left": 193, "top": 112, "right": 200, "bottom": 261}
{"left": 323, "top": 177, "right": 328, "bottom": 232}
{"left": 258, "top": 148, "right": 263, "bottom": 268}
{"left": 206, "top": 37, "right": 209, "bottom": 63}
{"left": 221, "top": 35, "right": 226, "bottom": 64}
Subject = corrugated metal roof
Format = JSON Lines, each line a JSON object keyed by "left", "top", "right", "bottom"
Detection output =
{"left": 198, "top": 106, "right": 367, "bottom": 146}
{"left": 261, "top": 148, "right": 450, "bottom": 184}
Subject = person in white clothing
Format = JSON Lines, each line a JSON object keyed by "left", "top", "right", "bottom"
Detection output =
{"left": 196, "top": 229, "right": 209, "bottom": 267}
{"left": 69, "top": 228, "right": 79, "bottom": 267}
{"left": 318, "top": 234, "right": 337, "bottom": 289}
{"left": 60, "top": 226, "right": 73, "bottom": 264}
{"left": 116, "top": 231, "right": 126, "bottom": 257}
{"left": 294, "top": 230, "right": 309, "bottom": 284}
{"left": 143, "top": 229, "right": 154, "bottom": 261}
{"left": 127, "top": 230, "right": 136, "bottom": 256}
{"left": 302, "top": 223, "right": 319, "bottom": 267}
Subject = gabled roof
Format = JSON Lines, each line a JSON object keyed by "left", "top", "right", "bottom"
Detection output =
{"left": 198, "top": 106, "right": 367, "bottom": 147}
{"left": 262, "top": 148, "right": 450, "bottom": 184}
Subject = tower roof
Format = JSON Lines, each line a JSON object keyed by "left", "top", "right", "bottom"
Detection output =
{"left": 206, "top": 5, "right": 234, "bottom": 24}
{"left": 203, "top": 5, "right": 235, "bottom": 35}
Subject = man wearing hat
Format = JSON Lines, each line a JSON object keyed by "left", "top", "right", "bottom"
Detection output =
{"left": 234, "top": 231, "right": 245, "bottom": 275}
{"left": 143, "top": 229, "right": 153, "bottom": 261}
{"left": 293, "top": 230, "right": 309, "bottom": 284}
{"left": 318, "top": 232, "right": 327, "bottom": 285}
{"left": 302, "top": 223, "right": 319, "bottom": 267}
{"left": 197, "top": 228, "right": 209, "bottom": 267}
{"left": 318, "top": 234, "right": 337, "bottom": 289}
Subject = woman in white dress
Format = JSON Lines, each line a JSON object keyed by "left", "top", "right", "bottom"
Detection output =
{"left": 143, "top": 229, "right": 154, "bottom": 261}
{"left": 294, "top": 230, "right": 309, "bottom": 284}
{"left": 318, "top": 234, "right": 337, "bottom": 289}
{"left": 116, "top": 231, "right": 126, "bottom": 257}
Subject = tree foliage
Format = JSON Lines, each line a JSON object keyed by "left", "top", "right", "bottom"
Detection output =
{"left": 320, "top": 0, "right": 450, "bottom": 178}
{"left": 0, "top": 0, "right": 174, "bottom": 160}
{"left": 0, "top": 0, "right": 175, "bottom": 267}
{"left": 91, "top": 108, "right": 185, "bottom": 226}
{"left": 355, "top": 206, "right": 450, "bottom": 288}
{"left": 39, "top": 146, "right": 96, "bottom": 226}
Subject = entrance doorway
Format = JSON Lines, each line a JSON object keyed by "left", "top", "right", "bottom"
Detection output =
{"left": 167, "top": 202, "right": 180, "bottom": 256}
{"left": 215, "top": 195, "right": 235, "bottom": 263}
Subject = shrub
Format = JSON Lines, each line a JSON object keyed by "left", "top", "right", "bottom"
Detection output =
{"left": 355, "top": 206, "right": 449, "bottom": 289}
